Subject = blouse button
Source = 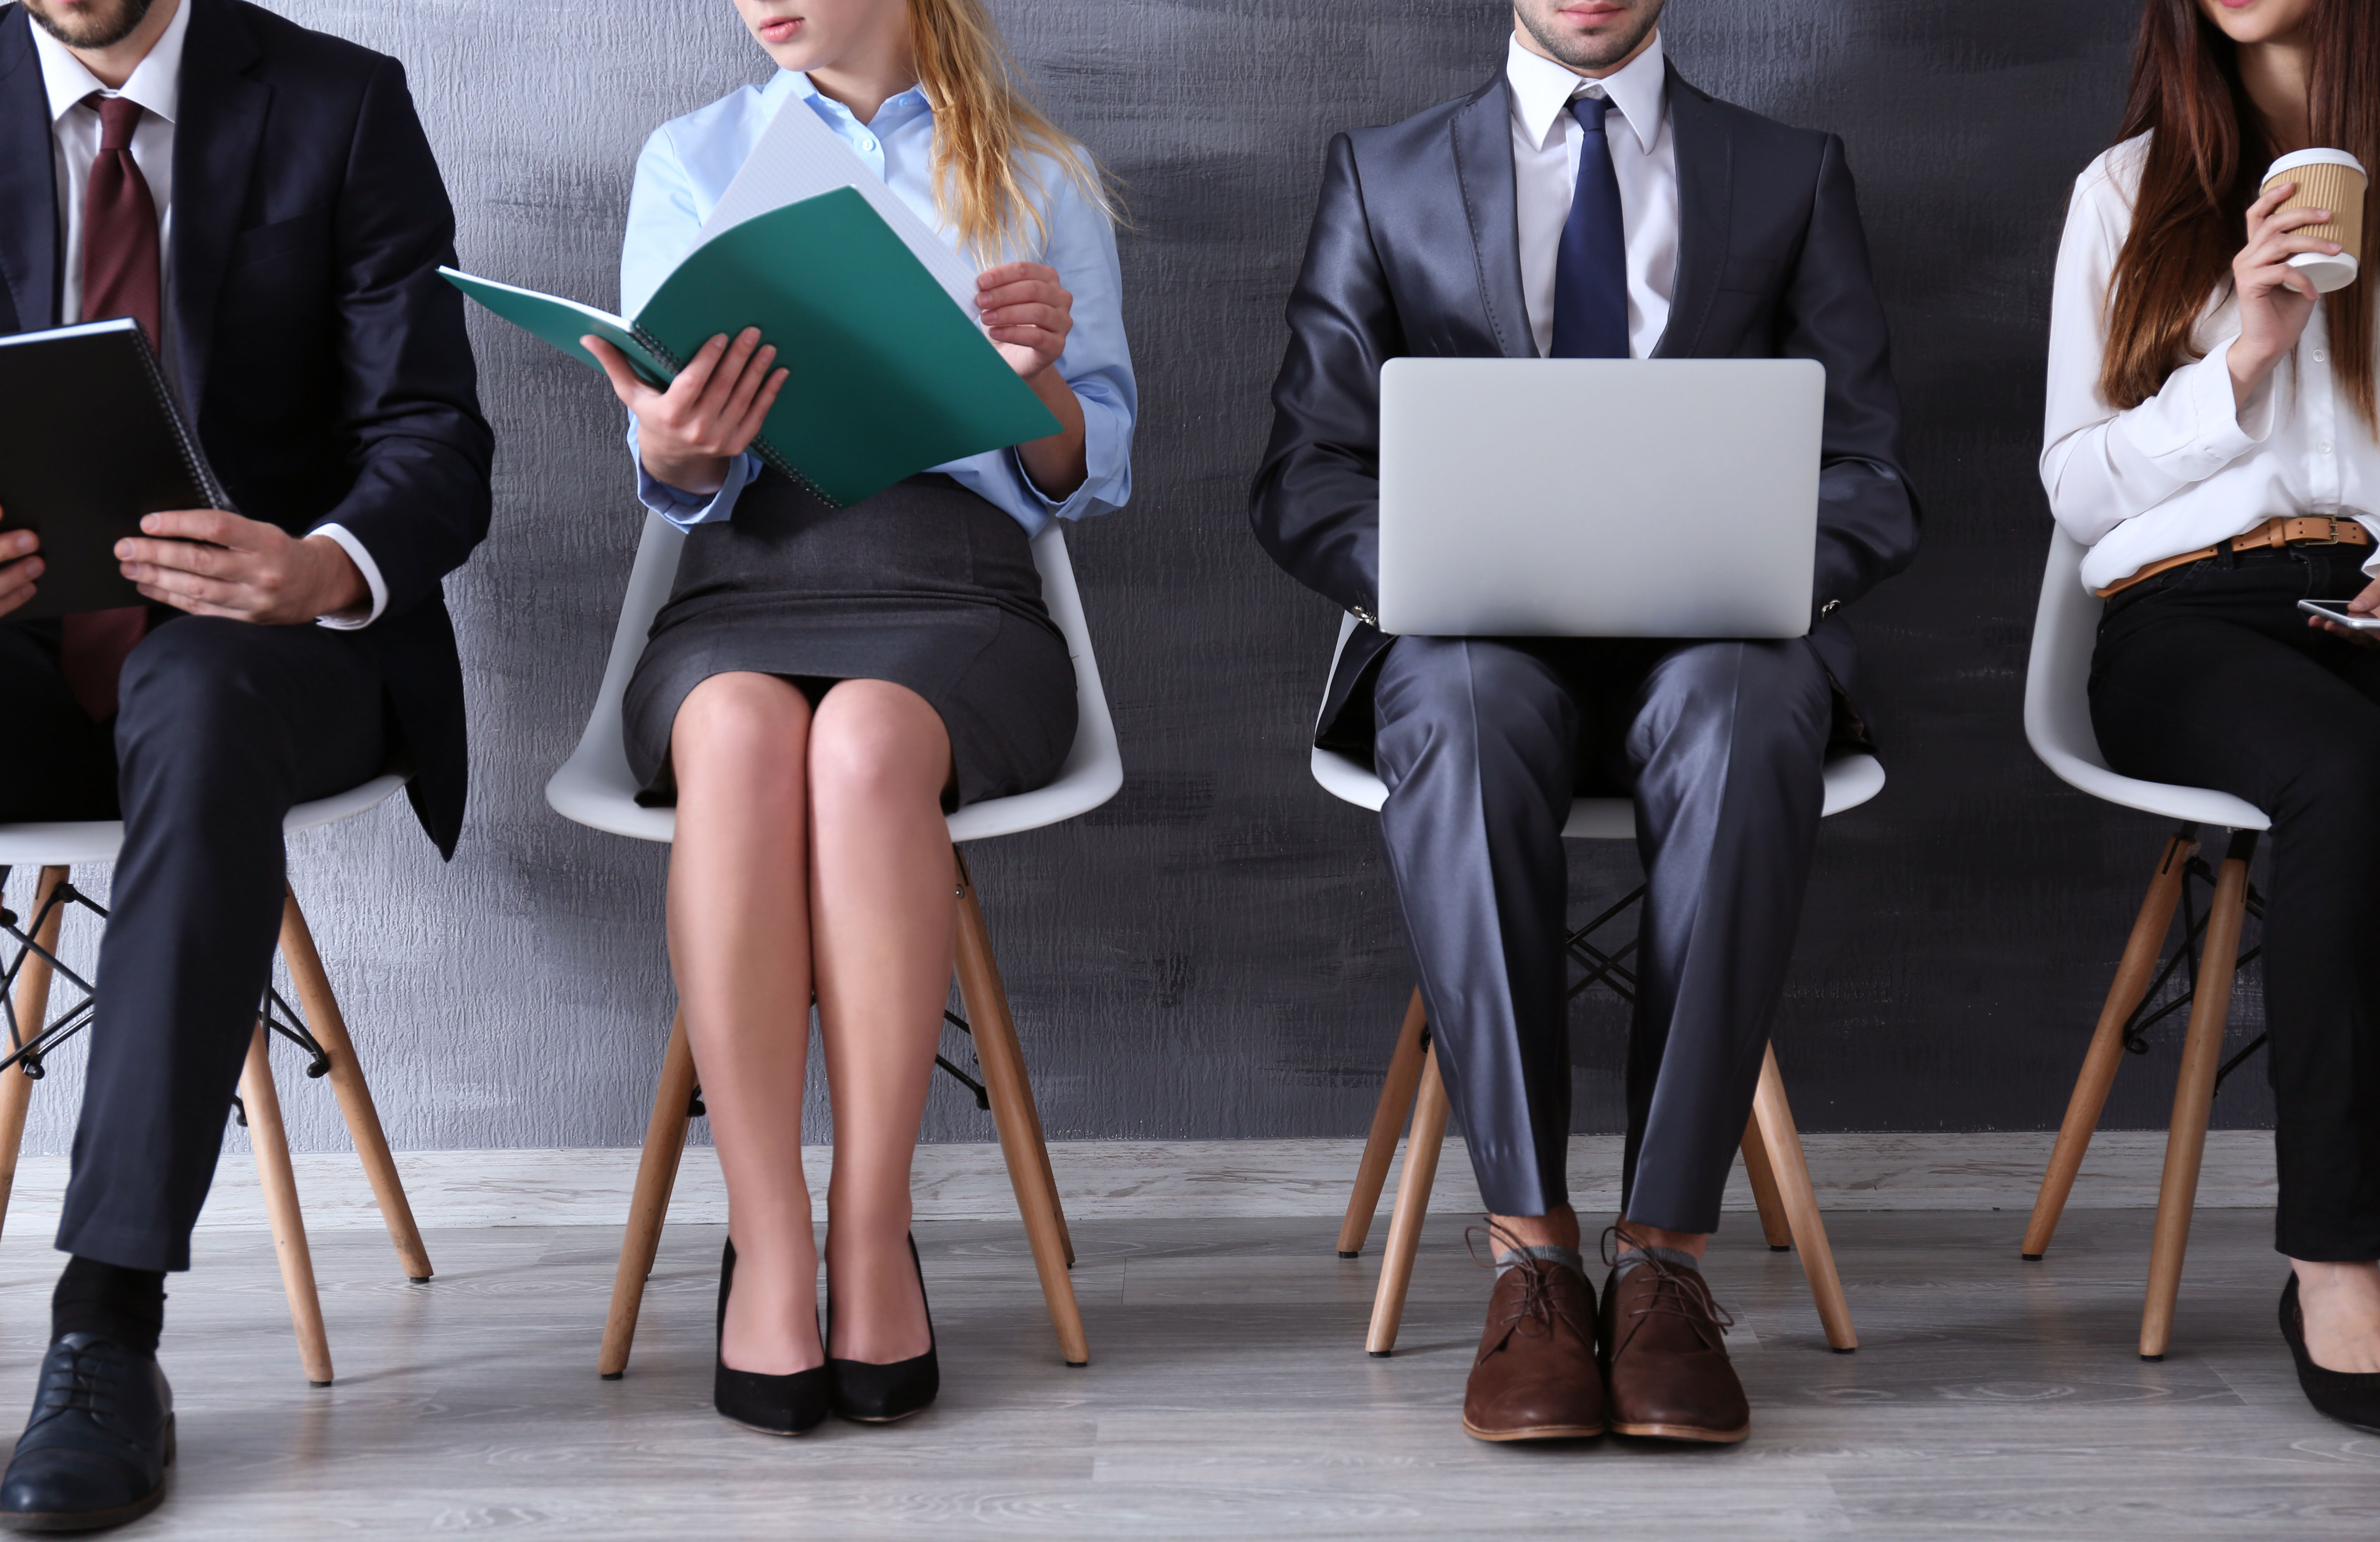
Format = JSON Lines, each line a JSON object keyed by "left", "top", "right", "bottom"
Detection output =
{"left": 2318, "top": 442, "right": 2335, "bottom": 455}
{"left": 2314, "top": 349, "right": 2330, "bottom": 363}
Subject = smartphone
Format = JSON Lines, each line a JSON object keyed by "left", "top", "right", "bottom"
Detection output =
{"left": 2298, "top": 599, "right": 2380, "bottom": 631}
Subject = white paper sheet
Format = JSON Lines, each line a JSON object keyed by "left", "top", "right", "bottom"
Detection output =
{"left": 696, "top": 95, "right": 981, "bottom": 317}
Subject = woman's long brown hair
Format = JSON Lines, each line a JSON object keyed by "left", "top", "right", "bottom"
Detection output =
{"left": 2102, "top": 0, "right": 2378, "bottom": 432}
{"left": 907, "top": 0, "right": 1117, "bottom": 263}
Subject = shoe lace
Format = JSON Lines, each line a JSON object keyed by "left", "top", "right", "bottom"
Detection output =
{"left": 33, "top": 1343, "right": 129, "bottom": 1428}
{"left": 1465, "top": 1220, "right": 1584, "bottom": 1356}
{"left": 1599, "top": 1224, "right": 1735, "bottom": 1351}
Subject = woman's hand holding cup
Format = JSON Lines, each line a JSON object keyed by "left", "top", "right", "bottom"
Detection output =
{"left": 2229, "top": 180, "right": 2342, "bottom": 409}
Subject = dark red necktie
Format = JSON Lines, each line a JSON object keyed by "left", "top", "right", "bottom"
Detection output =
{"left": 60, "top": 94, "right": 161, "bottom": 722}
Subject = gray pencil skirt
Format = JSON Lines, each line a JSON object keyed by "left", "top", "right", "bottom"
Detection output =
{"left": 621, "top": 469, "right": 1076, "bottom": 811}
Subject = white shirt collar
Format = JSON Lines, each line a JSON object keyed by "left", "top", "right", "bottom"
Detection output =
{"left": 1506, "top": 28, "right": 1666, "bottom": 156}
{"left": 32, "top": 0, "right": 190, "bottom": 127}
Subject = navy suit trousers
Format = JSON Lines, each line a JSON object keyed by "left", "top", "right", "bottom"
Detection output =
{"left": 1, "top": 616, "right": 386, "bottom": 1272}
{"left": 1370, "top": 633, "right": 1831, "bottom": 1231}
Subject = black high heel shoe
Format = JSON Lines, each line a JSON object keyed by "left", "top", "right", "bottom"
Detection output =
{"left": 2280, "top": 1273, "right": 2380, "bottom": 1433}
{"left": 828, "top": 1234, "right": 940, "bottom": 1423}
{"left": 714, "top": 1239, "right": 831, "bottom": 1436}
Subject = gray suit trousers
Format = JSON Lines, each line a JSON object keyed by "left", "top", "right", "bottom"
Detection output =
{"left": 1370, "top": 634, "right": 1831, "bottom": 1232}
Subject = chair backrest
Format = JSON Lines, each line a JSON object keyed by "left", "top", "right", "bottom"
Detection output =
{"left": 544, "top": 512, "right": 1122, "bottom": 845}
{"left": 1307, "top": 614, "right": 1885, "bottom": 837}
{"left": 2022, "top": 529, "right": 2267, "bottom": 831}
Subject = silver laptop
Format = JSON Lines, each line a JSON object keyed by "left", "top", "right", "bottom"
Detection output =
{"left": 1376, "top": 358, "right": 1824, "bottom": 638}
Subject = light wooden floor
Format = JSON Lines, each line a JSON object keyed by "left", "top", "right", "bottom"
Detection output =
{"left": 2, "top": 1209, "right": 2375, "bottom": 1538}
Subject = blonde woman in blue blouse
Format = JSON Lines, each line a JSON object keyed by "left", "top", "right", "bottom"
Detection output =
{"left": 581, "top": 0, "right": 1132, "bottom": 1435}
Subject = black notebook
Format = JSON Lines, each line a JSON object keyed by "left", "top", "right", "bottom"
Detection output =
{"left": 0, "top": 319, "right": 227, "bottom": 621}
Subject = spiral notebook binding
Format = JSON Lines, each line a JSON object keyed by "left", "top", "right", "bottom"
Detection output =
{"left": 628, "top": 321, "right": 843, "bottom": 510}
{"left": 129, "top": 326, "right": 231, "bottom": 512}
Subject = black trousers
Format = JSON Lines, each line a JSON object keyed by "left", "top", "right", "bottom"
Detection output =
{"left": 1369, "top": 634, "right": 1832, "bottom": 1232}
{"left": 0, "top": 616, "right": 388, "bottom": 1273}
{"left": 2090, "top": 542, "right": 2380, "bottom": 1263}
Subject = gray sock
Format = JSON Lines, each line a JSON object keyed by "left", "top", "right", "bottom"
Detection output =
{"left": 1494, "top": 1243, "right": 1587, "bottom": 1280}
{"left": 1612, "top": 1244, "right": 1702, "bottom": 1279}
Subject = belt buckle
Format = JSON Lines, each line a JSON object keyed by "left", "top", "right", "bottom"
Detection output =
{"left": 2303, "top": 517, "right": 2344, "bottom": 547}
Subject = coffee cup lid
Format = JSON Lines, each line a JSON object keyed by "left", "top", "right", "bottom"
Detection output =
{"left": 2264, "top": 148, "right": 2368, "bottom": 183}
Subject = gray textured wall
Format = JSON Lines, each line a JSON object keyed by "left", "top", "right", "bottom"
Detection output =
{"left": 12, "top": 0, "right": 2272, "bottom": 1158}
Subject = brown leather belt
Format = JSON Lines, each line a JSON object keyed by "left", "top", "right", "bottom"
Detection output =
{"left": 2096, "top": 515, "right": 2372, "bottom": 599}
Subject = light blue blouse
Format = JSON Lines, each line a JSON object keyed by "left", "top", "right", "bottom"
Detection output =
{"left": 620, "top": 69, "right": 1135, "bottom": 535}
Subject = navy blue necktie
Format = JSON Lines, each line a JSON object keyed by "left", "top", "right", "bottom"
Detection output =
{"left": 1549, "top": 93, "right": 1629, "bottom": 359}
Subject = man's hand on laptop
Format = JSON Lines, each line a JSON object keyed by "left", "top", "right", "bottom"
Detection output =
{"left": 0, "top": 523, "right": 40, "bottom": 619}
{"left": 116, "top": 510, "right": 368, "bottom": 625}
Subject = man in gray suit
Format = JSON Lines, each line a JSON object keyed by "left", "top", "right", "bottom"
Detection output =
{"left": 1252, "top": 0, "right": 1916, "bottom": 1444}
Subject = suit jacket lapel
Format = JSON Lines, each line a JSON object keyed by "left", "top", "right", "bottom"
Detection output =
{"left": 1653, "top": 62, "right": 1730, "bottom": 360}
{"left": 1450, "top": 71, "right": 1533, "bottom": 360}
{"left": 169, "top": 0, "right": 266, "bottom": 422}
{"left": 0, "top": 6, "right": 58, "bottom": 333}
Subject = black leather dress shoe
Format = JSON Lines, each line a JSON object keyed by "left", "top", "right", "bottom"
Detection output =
{"left": 828, "top": 1234, "right": 940, "bottom": 1424}
{"left": 2280, "top": 1274, "right": 2380, "bottom": 1433}
{"left": 0, "top": 1335, "right": 173, "bottom": 1533}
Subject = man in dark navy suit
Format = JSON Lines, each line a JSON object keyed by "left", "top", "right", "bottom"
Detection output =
{"left": 1253, "top": 0, "right": 1917, "bottom": 1445}
{"left": 0, "top": 0, "right": 488, "bottom": 1526}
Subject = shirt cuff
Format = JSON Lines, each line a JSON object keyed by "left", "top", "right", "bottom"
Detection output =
{"left": 309, "top": 523, "right": 387, "bottom": 630}
{"left": 1010, "top": 393, "right": 1130, "bottom": 523}
{"left": 2114, "top": 336, "right": 2272, "bottom": 481}
{"left": 628, "top": 420, "right": 757, "bottom": 530}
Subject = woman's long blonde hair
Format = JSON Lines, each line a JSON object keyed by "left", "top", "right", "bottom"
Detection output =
{"left": 909, "top": 0, "right": 1117, "bottom": 262}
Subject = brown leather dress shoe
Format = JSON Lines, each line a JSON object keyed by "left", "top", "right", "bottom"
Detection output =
{"left": 1600, "top": 1253, "right": 1749, "bottom": 1443}
{"left": 1461, "top": 1256, "right": 1606, "bottom": 1442}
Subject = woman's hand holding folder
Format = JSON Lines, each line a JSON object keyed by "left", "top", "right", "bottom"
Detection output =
{"left": 976, "top": 262, "right": 1088, "bottom": 500}
{"left": 587, "top": 327, "right": 788, "bottom": 499}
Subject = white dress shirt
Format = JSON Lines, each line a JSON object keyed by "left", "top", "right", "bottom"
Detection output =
{"left": 31, "top": 0, "right": 387, "bottom": 626}
{"left": 1506, "top": 30, "right": 1678, "bottom": 359}
{"left": 2042, "top": 134, "right": 2380, "bottom": 592}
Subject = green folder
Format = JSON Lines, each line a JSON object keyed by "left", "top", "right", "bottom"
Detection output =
{"left": 441, "top": 187, "right": 1058, "bottom": 508}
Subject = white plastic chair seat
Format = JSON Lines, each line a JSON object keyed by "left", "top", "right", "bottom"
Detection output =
{"left": 0, "top": 773, "right": 411, "bottom": 867}
{"left": 545, "top": 512, "right": 1123, "bottom": 845}
{"left": 1305, "top": 614, "right": 1885, "bottom": 834}
{"left": 2023, "top": 530, "right": 2267, "bottom": 832}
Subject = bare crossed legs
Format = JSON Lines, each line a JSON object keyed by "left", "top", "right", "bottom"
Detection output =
{"left": 667, "top": 671, "right": 952, "bottom": 1375}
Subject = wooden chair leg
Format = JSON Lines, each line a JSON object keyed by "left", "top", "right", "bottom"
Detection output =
{"left": 0, "top": 866, "right": 68, "bottom": 1246}
{"left": 241, "top": 1022, "right": 333, "bottom": 1386}
{"left": 1748, "top": 1043, "right": 1857, "bottom": 1352}
{"left": 2024, "top": 831, "right": 2196, "bottom": 1260}
{"left": 600, "top": 1008, "right": 697, "bottom": 1379}
{"left": 1012, "top": 1051, "right": 1075, "bottom": 1269}
{"left": 1738, "top": 1114, "right": 1795, "bottom": 1251}
{"left": 1338, "top": 986, "right": 1429, "bottom": 1258}
{"left": 277, "top": 885, "right": 432, "bottom": 1283}
{"left": 1366, "top": 1042, "right": 1450, "bottom": 1357}
{"left": 953, "top": 858, "right": 1090, "bottom": 1366}
{"left": 2140, "top": 832, "right": 2254, "bottom": 1361}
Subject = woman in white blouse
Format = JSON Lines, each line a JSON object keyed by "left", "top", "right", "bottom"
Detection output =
{"left": 2041, "top": 0, "right": 2379, "bottom": 1431}
{"left": 580, "top": 0, "right": 1133, "bottom": 1435}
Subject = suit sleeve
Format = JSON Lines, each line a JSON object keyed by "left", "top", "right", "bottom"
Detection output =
{"left": 1249, "top": 133, "right": 1404, "bottom": 614}
{"left": 1779, "top": 134, "right": 1919, "bottom": 617}
{"left": 309, "top": 56, "right": 494, "bottom": 621}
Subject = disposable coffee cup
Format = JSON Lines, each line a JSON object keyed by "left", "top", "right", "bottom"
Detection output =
{"left": 2262, "top": 148, "right": 2366, "bottom": 293}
